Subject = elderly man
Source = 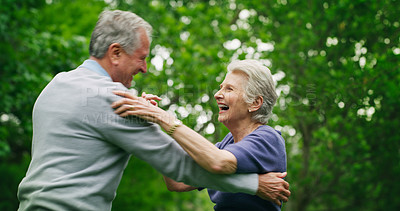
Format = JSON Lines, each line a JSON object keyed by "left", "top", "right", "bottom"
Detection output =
{"left": 17, "top": 10, "right": 290, "bottom": 210}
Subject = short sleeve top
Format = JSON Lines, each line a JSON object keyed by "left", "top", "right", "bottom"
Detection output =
{"left": 207, "top": 125, "right": 287, "bottom": 211}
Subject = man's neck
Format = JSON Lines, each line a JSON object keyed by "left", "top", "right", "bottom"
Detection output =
{"left": 89, "top": 56, "right": 113, "bottom": 77}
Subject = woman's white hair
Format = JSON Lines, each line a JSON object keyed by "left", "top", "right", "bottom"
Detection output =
{"left": 89, "top": 10, "right": 153, "bottom": 58}
{"left": 227, "top": 59, "right": 278, "bottom": 124}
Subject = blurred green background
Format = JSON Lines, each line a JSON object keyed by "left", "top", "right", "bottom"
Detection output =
{"left": 1, "top": 0, "right": 399, "bottom": 210}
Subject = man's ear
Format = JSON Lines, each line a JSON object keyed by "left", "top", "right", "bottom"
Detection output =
{"left": 109, "top": 43, "right": 122, "bottom": 65}
{"left": 248, "top": 96, "right": 263, "bottom": 113}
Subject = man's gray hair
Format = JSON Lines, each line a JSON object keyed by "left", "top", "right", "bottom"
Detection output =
{"left": 227, "top": 59, "right": 278, "bottom": 124}
{"left": 89, "top": 10, "right": 153, "bottom": 58}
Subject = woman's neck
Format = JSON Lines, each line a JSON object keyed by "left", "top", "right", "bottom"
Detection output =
{"left": 227, "top": 121, "right": 263, "bottom": 143}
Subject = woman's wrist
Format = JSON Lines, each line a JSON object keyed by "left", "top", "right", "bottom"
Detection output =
{"left": 167, "top": 119, "right": 182, "bottom": 135}
{"left": 158, "top": 112, "right": 181, "bottom": 133}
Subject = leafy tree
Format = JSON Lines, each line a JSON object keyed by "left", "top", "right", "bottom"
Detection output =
{"left": 236, "top": 0, "right": 400, "bottom": 210}
{"left": 1, "top": 0, "right": 399, "bottom": 210}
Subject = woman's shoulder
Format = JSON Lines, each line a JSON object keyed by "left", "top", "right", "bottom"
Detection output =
{"left": 246, "top": 125, "right": 285, "bottom": 145}
{"left": 258, "top": 125, "right": 281, "bottom": 135}
{"left": 215, "top": 132, "right": 234, "bottom": 149}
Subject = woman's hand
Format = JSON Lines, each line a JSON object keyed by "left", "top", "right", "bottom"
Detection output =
{"left": 141, "top": 91, "right": 161, "bottom": 107}
{"left": 111, "top": 90, "right": 169, "bottom": 124}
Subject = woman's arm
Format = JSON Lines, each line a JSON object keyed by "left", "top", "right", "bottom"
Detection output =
{"left": 111, "top": 90, "right": 237, "bottom": 174}
{"left": 167, "top": 124, "right": 237, "bottom": 174}
{"left": 163, "top": 176, "right": 198, "bottom": 192}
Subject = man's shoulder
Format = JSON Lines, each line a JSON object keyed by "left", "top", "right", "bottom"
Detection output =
{"left": 39, "top": 67, "right": 128, "bottom": 115}
{"left": 51, "top": 68, "right": 126, "bottom": 95}
{"left": 56, "top": 68, "right": 116, "bottom": 84}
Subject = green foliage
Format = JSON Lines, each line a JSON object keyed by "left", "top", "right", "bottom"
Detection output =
{"left": 1, "top": 0, "right": 399, "bottom": 210}
{"left": 113, "top": 158, "right": 213, "bottom": 211}
{"left": 0, "top": 155, "right": 30, "bottom": 210}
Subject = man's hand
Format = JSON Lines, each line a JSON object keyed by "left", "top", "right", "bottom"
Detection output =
{"left": 256, "top": 172, "right": 290, "bottom": 206}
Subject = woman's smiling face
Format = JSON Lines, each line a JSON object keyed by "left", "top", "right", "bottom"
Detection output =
{"left": 214, "top": 71, "right": 251, "bottom": 126}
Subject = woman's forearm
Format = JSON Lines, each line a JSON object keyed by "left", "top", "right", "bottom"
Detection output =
{"left": 111, "top": 91, "right": 237, "bottom": 174}
{"left": 158, "top": 115, "right": 237, "bottom": 174}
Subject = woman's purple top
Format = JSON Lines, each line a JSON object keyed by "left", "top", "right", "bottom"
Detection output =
{"left": 207, "top": 125, "right": 287, "bottom": 211}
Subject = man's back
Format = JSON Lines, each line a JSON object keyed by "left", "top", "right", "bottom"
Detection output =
{"left": 18, "top": 68, "right": 130, "bottom": 210}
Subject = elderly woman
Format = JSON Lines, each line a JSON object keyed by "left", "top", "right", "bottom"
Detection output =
{"left": 112, "top": 59, "right": 287, "bottom": 210}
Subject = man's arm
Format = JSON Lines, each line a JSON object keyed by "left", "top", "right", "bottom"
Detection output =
{"left": 161, "top": 172, "right": 290, "bottom": 206}
{"left": 162, "top": 176, "right": 197, "bottom": 192}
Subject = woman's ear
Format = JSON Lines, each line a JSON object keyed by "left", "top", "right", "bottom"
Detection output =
{"left": 248, "top": 96, "right": 263, "bottom": 113}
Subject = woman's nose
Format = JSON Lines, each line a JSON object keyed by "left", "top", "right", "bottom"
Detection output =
{"left": 214, "top": 89, "right": 223, "bottom": 99}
